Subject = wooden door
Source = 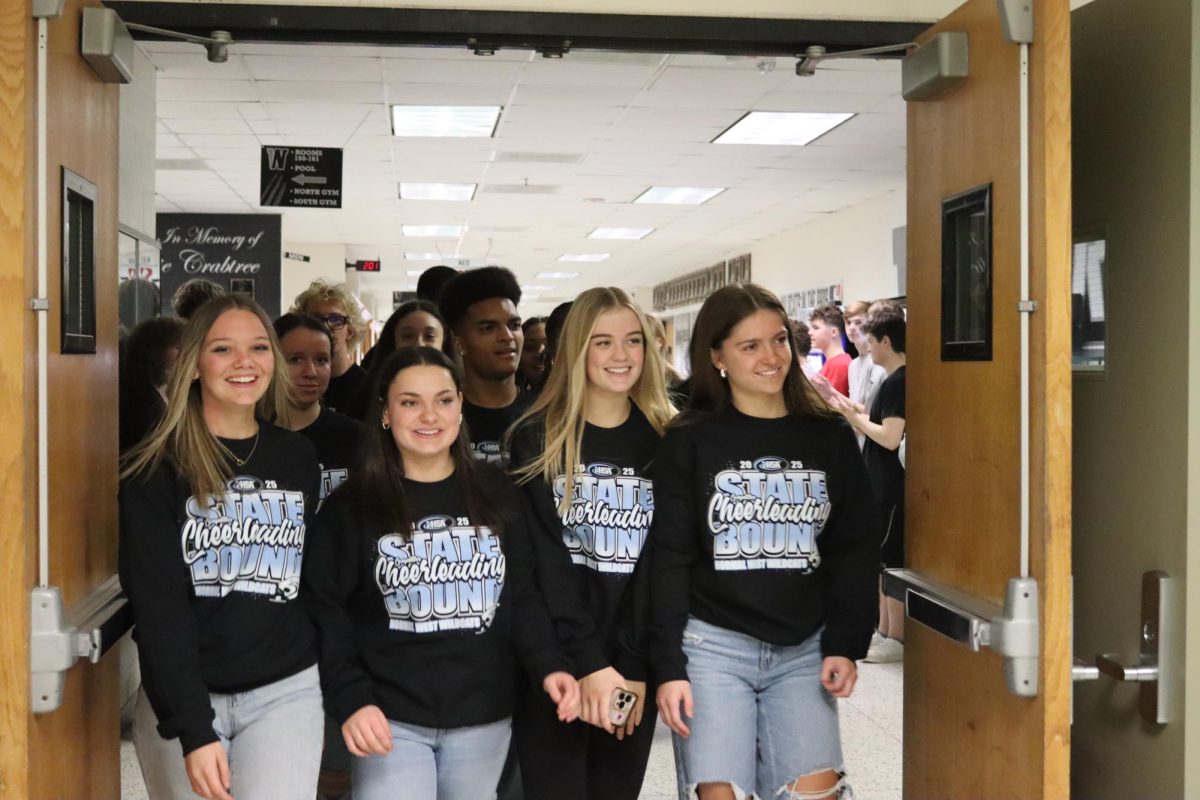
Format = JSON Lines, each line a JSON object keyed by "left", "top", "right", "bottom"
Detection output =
{"left": 0, "top": 1, "right": 121, "bottom": 797}
{"left": 904, "top": 0, "right": 1072, "bottom": 797}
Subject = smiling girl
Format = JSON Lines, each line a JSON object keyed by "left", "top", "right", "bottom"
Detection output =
{"left": 649, "top": 285, "right": 879, "bottom": 800}
{"left": 304, "top": 347, "right": 579, "bottom": 800}
{"left": 120, "top": 295, "right": 324, "bottom": 800}
{"left": 507, "top": 288, "right": 675, "bottom": 800}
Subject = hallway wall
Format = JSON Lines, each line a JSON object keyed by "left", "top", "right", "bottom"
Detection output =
{"left": 734, "top": 187, "right": 904, "bottom": 303}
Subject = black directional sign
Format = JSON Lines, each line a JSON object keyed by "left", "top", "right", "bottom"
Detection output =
{"left": 260, "top": 146, "right": 343, "bottom": 208}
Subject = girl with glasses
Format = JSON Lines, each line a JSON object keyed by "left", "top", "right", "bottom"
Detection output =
{"left": 293, "top": 280, "right": 370, "bottom": 419}
{"left": 120, "top": 295, "right": 324, "bottom": 800}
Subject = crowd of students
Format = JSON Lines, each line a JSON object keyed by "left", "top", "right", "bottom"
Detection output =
{"left": 117, "top": 266, "right": 908, "bottom": 800}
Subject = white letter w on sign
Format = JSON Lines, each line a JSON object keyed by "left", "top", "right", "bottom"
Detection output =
{"left": 265, "top": 147, "right": 289, "bottom": 171}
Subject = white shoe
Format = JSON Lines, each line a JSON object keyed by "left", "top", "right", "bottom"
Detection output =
{"left": 865, "top": 635, "right": 904, "bottom": 663}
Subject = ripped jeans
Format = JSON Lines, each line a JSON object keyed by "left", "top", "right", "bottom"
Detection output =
{"left": 673, "top": 617, "right": 850, "bottom": 800}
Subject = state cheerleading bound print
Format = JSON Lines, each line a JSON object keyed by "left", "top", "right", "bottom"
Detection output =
{"left": 706, "top": 456, "right": 832, "bottom": 572}
{"left": 182, "top": 475, "right": 308, "bottom": 602}
{"left": 373, "top": 514, "right": 507, "bottom": 634}
{"left": 554, "top": 462, "right": 654, "bottom": 575}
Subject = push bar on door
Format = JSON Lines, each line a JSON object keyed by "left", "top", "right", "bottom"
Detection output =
{"left": 883, "top": 568, "right": 1039, "bottom": 697}
{"left": 30, "top": 574, "right": 132, "bottom": 714}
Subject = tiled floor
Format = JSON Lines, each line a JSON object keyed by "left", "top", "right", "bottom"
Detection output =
{"left": 122, "top": 661, "right": 902, "bottom": 799}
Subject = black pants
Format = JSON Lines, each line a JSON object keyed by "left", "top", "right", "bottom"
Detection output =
{"left": 513, "top": 678, "right": 658, "bottom": 800}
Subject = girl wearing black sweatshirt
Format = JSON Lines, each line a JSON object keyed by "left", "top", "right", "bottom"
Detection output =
{"left": 119, "top": 295, "right": 323, "bottom": 800}
{"left": 304, "top": 347, "right": 579, "bottom": 800}
{"left": 507, "top": 287, "right": 675, "bottom": 800}
{"left": 650, "top": 285, "right": 879, "bottom": 800}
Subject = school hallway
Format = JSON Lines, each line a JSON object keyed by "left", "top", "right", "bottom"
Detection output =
{"left": 120, "top": 661, "right": 902, "bottom": 799}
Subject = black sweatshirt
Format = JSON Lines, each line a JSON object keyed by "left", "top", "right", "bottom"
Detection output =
{"left": 510, "top": 404, "right": 659, "bottom": 681}
{"left": 649, "top": 408, "right": 880, "bottom": 684}
{"left": 325, "top": 363, "right": 371, "bottom": 420}
{"left": 462, "top": 394, "right": 530, "bottom": 465}
{"left": 304, "top": 467, "right": 571, "bottom": 729}
{"left": 118, "top": 423, "right": 321, "bottom": 755}
{"left": 296, "top": 406, "right": 365, "bottom": 505}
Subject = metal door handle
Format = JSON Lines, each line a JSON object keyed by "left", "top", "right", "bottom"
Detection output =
{"left": 1095, "top": 654, "right": 1158, "bottom": 683}
{"left": 1077, "top": 571, "right": 1173, "bottom": 725}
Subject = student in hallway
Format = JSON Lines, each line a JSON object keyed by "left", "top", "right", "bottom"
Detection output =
{"left": 438, "top": 267, "right": 529, "bottom": 465}
{"left": 120, "top": 295, "right": 323, "bottom": 800}
{"left": 303, "top": 347, "right": 579, "bottom": 800}
{"left": 272, "top": 312, "right": 363, "bottom": 800}
{"left": 651, "top": 284, "right": 878, "bottom": 800}
{"left": 808, "top": 303, "right": 852, "bottom": 396}
{"left": 274, "top": 313, "right": 365, "bottom": 506}
{"left": 294, "top": 280, "right": 370, "bottom": 419}
{"left": 518, "top": 316, "right": 547, "bottom": 395}
{"left": 843, "top": 301, "right": 888, "bottom": 450}
{"left": 507, "top": 288, "right": 675, "bottom": 800}
{"left": 829, "top": 312, "right": 907, "bottom": 664}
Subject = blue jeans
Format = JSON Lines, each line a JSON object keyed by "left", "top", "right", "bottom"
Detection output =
{"left": 353, "top": 717, "right": 512, "bottom": 800}
{"left": 673, "top": 618, "right": 846, "bottom": 799}
{"left": 134, "top": 664, "right": 324, "bottom": 799}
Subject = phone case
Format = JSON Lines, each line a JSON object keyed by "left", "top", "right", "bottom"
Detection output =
{"left": 609, "top": 688, "right": 638, "bottom": 726}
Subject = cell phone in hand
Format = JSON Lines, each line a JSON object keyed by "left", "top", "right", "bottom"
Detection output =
{"left": 609, "top": 687, "right": 638, "bottom": 726}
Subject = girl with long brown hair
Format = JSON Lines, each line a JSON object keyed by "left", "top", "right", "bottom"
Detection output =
{"left": 303, "top": 347, "right": 578, "bottom": 800}
{"left": 650, "top": 284, "right": 879, "bottom": 800}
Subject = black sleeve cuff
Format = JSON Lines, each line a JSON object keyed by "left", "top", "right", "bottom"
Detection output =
{"left": 177, "top": 723, "right": 220, "bottom": 757}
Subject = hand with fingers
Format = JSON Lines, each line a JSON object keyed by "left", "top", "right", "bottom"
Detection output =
{"left": 544, "top": 671, "right": 581, "bottom": 723}
{"left": 614, "top": 679, "right": 647, "bottom": 741}
{"left": 342, "top": 705, "right": 394, "bottom": 758}
{"left": 578, "top": 666, "right": 627, "bottom": 734}
{"left": 821, "top": 656, "right": 858, "bottom": 698}
{"left": 184, "top": 741, "right": 233, "bottom": 800}
{"left": 656, "top": 679, "right": 693, "bottom": 738}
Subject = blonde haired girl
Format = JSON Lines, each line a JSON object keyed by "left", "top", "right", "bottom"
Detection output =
{"left": 507, "top": 287, "right": 674, "bottom": 800}
{"left": 120, "top": 294, "right": 323, "bottom": 800}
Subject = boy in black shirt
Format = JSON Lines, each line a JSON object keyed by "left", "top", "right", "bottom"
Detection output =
{"left": 830, "top": 311, "right": 906, "bottom": 663}
{"left": 439, "top": 267, "right": 529, "bottom": 465}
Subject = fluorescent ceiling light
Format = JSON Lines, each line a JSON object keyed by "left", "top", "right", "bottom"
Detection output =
{"left": 524, "top": 294, "right": 541, "bottom": 301}
{"left": 634, "top": 186, "right": 725, "bottom": 205}
{"left": 402, "top": 225, "right": 464, "bottom": 237}
{"left": 522, "top": 285, "right": 554, "bottom": 291}
{"left": 536, "top": 271, "right": 579, "bottom": 279}
{"left": 588, "top": 228, "right": 653, "bottom": 240}
{"left": 391, "top": 106, "right": 502, "bottom": 138}
{"left": 404, "top": 252, "right": 443, "bottom": 261}
{"left": 713, "top": 111, "right": 853, "bottom": 146}
{"left": 400, "top": 182, "right": 477, "bottom": 201}
{"left": 406, "top": 270, "right": 425, "bottom": 276}
{"left": 559, "top": 254, "right": 610, "bottom": 263}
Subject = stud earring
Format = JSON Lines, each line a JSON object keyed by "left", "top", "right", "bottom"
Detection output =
{"left": 382, "top": 420, "right": 390, "bottom": 430}
{"left": 719, "top": 367, "right": 727, "bottom": 379}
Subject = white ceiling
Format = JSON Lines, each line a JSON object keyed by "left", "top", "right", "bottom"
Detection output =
{"left": 147, "top": 41, "right": 905, "bottom": 311}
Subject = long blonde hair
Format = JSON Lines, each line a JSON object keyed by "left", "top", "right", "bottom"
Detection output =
{"left": 509, "top": 288, "right": 674, "bottom": 510}
{"left": 120, "top": 295, "right": 294, "bottom": 501}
